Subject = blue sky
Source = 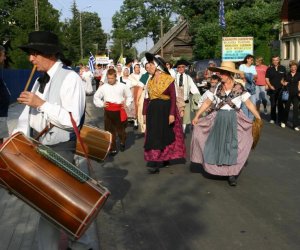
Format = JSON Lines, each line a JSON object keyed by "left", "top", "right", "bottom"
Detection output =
{"left": 48, "top": 0, "right": 153, "bottom": 53}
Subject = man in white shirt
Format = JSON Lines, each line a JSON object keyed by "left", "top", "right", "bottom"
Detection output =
{"left": 174, "top": 59, "right": 200, "bottom": 133}
{"left": 94, "top": 68, "right": 133, "bottom": 154}
{"left": 16, "top": 31, "right": 89, "bottom": 250}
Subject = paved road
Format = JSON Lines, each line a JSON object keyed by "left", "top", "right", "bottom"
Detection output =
{"left": 1, "top": 97, "right": 300, "bottom": 250}
{"left": 92, "top": 100, "right": 300, "bottom": 250}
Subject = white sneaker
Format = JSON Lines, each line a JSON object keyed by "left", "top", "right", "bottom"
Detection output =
{"left": 270, "top": 120, "right": 275, "bottom": 124}
{"left": 280, "top": 123, "right": 286, "bottom": 128}
{"left": 294, "top": 127, "right": 300, "bottom": 131}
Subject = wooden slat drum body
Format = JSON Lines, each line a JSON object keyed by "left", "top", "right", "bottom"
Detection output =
{"left": 0, "top": 132, "right": 110, "bottom": 239}
{"left": 76, "top": 125, "right": 112, "bottom": 161}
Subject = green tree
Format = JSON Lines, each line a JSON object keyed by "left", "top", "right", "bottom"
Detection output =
{"left": 61, "top": 1, "right": 80, "bottom": 64}
{"left": 111, "top": 0, "right": 176, "bottom": 58}
{"left": 1, "top": 0, "right": 61, "bottom": 68}
{"left": 175, "top": 0, "right": 282, "bottom": 61}
{"left": 62, "top": 0, "right": 107, "bottom": 64}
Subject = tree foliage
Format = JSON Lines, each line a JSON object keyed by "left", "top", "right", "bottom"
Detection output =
{"left": 1, "top": 0, "right": 61, "bottom": 68}
{"left": 176, "top": 0, "right": 282, "bottom": 62}
{"left": 111, "top": 0, "right": 176, "bottom": 59}
{"left": 112, "top": 0, "right": 282, "bottom": 62}
{"left": 62, "top": 1, "right": 107, "bottom": 64}
{"left": 0, "top": 0, "right": 106, "bottom": 68}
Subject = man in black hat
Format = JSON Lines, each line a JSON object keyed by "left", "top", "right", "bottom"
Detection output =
{"left": 174, "top": 59, "right": 200, "bottom": 133}
{"left": 14, "top": 31, "right": 91, "bottom": 250}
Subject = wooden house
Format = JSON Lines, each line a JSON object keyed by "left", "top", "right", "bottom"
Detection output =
{"left": 280, "top": 0, "right": 300, "bottom": 66}
{"left": 149, "top": 20, "right": 193, "bottom": 61}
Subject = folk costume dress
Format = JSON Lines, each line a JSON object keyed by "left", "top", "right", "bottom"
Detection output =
{"left": 143, "top": 72, "right": 185, "bottom": 162}
{"left": 190, "top": 82, "right": 253, "bottom": 176}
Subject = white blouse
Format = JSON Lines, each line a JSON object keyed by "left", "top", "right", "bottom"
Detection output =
{"left": 206, "top": 83, "right": 250, "bottom": 110}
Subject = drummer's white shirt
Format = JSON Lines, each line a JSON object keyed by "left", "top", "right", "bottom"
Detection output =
{"left": 13, "top": 61, "right": 86, "bottom": 137}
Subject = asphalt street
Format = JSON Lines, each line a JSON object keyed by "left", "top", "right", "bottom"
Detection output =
{"left": 88, "top": 96, "right": 300, "bottom": 250}
{"left": 0, "top": 96, "right": 299, "bottom": 250}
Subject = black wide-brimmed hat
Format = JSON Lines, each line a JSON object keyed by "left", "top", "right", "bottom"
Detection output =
{"left": 19, "top": 31, "right": 61, "bottom": 55}
{"left": 145, "top": 52, "right": 170, "bottom": 74}
{"left": 174, "top": 59, "right": 190, "bottom": 68}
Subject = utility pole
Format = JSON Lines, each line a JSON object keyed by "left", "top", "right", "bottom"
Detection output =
{"left": 34, "top": 0, "right": 39, "bottom": 31}
{"left": 79, "top": 11, "right": 83, "bottom": 59}
{"left": 79, "top": 6, "right": 91, "bottom": 60}
{"left": 160, "top": 19, "right": 164, "bottom": 57}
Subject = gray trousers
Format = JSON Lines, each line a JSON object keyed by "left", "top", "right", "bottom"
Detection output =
{"left": 37, "top": 140, "right": 92, "bottom": 250}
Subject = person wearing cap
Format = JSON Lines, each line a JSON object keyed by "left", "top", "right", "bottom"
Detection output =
{"left": 191, "top": 61, "right": 262, "bottom": 186}
{"left": 143, "top": 53, "right": 185, "bottom": 174}
{"left": 14, "top": 31, "right": 90, "bottom": 250}
{"left": 174, "top": 59, "right": 200, "bottom": 133}
{"left": 0, "top": 45, "right": 10, "bottom": 144}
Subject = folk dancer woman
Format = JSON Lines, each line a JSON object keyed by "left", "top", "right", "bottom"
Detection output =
{"left": 143, "top": 53, "right": 185, "bottom": 174}
{"left": 191, "top": 62, "right": 262, "bottom": 186}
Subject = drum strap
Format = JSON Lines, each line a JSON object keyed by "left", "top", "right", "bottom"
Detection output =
{"left": 34, "top": 124, "right": 54, "bottom": 141}
{"left": 34, "top": 114, "right": 97, "bottom": 184}
{"left": 69, "top": 113, "right": 96, "bottom": 179}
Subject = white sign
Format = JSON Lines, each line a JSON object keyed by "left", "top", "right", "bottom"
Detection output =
{"left": 222, "top": 37, "right": 254, "bottom": 62}
{"left": 96, "top": 56, "right": 110, "bottom": 65}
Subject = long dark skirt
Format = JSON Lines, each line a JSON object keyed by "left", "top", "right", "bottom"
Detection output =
{"left": 145, "top": 99, "right": 174, "bottom": 150}
{"left": 144, "top": 99, "right": 185, "bottom": 162}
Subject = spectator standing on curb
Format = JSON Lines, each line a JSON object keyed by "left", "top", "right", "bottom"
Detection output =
{"left": 265, "top": 55, "right": 287, "bottom": 126}
{"left": 255, "top": 56, "right": 269, "bottom": 114}
{"left": 282, "top": 60, "right": 300, "bottom": 131}
{"left": 239, "top": 54, "right": 257, "bottom": 121}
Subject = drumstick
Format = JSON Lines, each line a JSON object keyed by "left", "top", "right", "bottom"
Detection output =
{"left": 23, "top": 65, "right": 37, "bottom": 91}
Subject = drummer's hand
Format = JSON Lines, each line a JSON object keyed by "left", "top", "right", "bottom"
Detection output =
{"left": 17, "top": 91, "right": 45, "bottom": 108}
{"left": 169, "top": 115, "right": 175, "bottom": 124}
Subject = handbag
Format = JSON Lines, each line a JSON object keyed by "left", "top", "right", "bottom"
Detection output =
{"left": 281, "top": 88, "right": 289, "bottom": 101}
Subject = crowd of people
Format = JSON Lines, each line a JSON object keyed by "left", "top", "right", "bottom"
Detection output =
{"left": 0, "top": 30, "right": 300, "bottom": 249}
